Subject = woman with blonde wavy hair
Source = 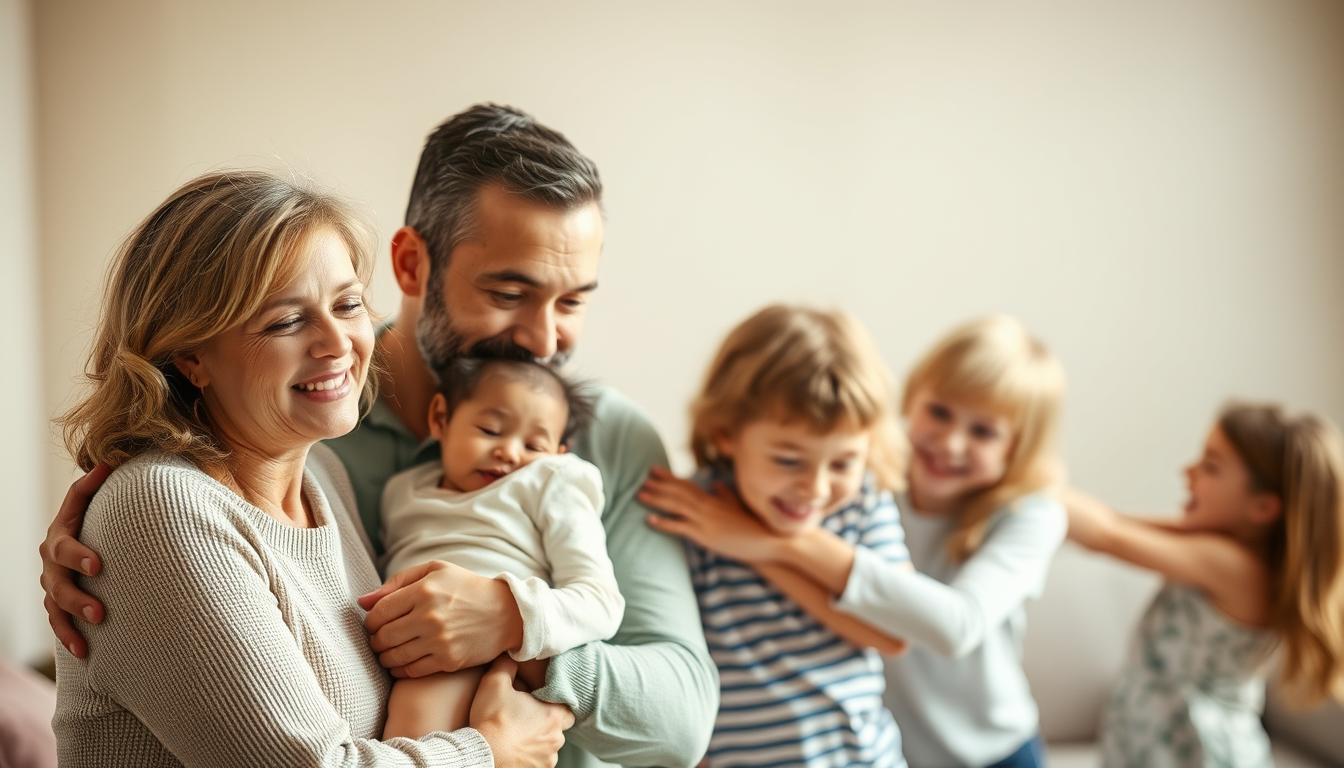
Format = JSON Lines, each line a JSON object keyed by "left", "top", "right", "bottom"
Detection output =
{"left": 52, "top": 169, "right": 570, "bottom": 767}
{"left": 1066, "top": 403, "right": 1344, "bottom": 767}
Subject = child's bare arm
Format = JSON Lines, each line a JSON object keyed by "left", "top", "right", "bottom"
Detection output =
{"left": 1061, "top": 487, "right": 1267, "bottom": 619}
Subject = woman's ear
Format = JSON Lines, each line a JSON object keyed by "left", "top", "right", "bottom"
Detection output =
{"left": 173, "top": 352, "right": 209, "bottom": 389}
{"left": 390, "top": 226, "right": 433, "bottom": 297}
{"left": 427, "top": 393, "right": 450, "bottom": 441}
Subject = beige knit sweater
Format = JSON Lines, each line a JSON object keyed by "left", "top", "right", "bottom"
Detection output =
{"left": 52, "top": 444, "right": 494, "bottom": 767}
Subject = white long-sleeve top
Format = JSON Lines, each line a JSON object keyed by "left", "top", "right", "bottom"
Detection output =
{"left": 381, "top": 454, "right": 624, "bottom": 662}
{"left": 835, "top": 492, "right": 1066, "bottom": 767}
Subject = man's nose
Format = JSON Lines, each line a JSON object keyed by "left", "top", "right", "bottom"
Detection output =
{"left": 513, "top": 306, "right": 558, "bottom": 361}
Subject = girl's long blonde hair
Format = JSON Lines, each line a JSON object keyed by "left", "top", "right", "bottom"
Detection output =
{"left": 60, "top": 170, "right": 376, "bottom": 472}
{"left": 1219, "top": 403, "right": 1344, "bottom": 704}
{"left": 689, "top": 305, "right": 905, "bottom": 491}
{"left": 903, "top": 315, "right": 1065, "bottom": 561}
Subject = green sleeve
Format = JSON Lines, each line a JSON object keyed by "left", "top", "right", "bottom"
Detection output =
{"left": 533, "top": 389, "right": 718, "bottom": 768}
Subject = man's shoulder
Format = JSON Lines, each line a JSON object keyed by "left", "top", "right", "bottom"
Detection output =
{"left": 587, "top": 385, "right": 654, "bottom": 430}
{"left": 573, "top": 384, "right": 666, "bottom": 474}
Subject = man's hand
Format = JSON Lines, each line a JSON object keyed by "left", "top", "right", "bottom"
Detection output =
{"left": 39, "top": 464, "right": 111, "bottom": 658}
{"left": 359, "top": 560, "right": 525, "bottom": 678}
{"left": 470, "top": 656, "right": 573, "bottom": 768}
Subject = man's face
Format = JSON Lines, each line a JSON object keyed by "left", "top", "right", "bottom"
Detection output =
{"left": 417, "top": 184, "right": 603, "bottom": 371}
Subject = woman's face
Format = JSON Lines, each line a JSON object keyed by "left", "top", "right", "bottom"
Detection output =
{"left": 905, "top": 387, "right": 1014, "bottom": 513}
{"left": 182, "top": 227, "right": 374, "bottom": 457}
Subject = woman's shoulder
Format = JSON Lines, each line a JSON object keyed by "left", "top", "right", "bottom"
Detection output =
{"left": 306, "top": 442, "right": 358, "bottom": 508}
{"left": 93, "top": 452, "right": 228, "bottom": 520}
{"left": 83, "top": 452, "right": 250, "bottom": 559}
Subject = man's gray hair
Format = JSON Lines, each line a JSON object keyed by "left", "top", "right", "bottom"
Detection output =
{"left": 404, "top": 103, "right": 603, "bottom": 285}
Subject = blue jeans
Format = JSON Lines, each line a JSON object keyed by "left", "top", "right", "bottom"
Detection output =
{"left": 985, "top": 734, "right": 1045, "bottom": 768}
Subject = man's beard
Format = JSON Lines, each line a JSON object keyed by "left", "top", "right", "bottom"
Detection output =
{"left": 416, "top": 285, "right": 570, "bottom": 382}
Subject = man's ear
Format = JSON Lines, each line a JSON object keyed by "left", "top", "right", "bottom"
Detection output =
{"left": 391, "top": 226, "right": 433, "bottom": 297}
{"left": 1249, "top": 491, "right": 1283, "bottom": 527}
{"left": 427, "top": 393, "right": 450, "bottom": 441}
{"left": 173, "top": 351, "right": 209, "bottom": 389}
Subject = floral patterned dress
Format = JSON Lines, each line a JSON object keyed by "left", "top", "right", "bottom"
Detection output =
{"left": 1102, "top": 583, "right": 1276, "bottom": 767}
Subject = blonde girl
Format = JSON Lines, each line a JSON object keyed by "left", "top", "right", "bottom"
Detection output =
{"left": 1066, "top": 403, "right": 1344, "bottom": 767}
{"left": 640, "top": 304, "right": 913, "bottom": 767}
{"left": 647, "top": 313, "right": 1068, "bottom": 767}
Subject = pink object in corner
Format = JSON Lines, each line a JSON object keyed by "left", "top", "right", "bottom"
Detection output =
{"left": 0, "top": 659, "right": 57, "bottom": 768}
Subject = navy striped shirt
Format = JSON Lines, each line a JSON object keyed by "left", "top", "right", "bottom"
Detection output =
{"left": 689, "top": 471, "right": 910, "bottom": 767}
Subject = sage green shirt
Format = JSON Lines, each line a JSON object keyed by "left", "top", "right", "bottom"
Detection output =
{"left": 324, "top": 386, "right": 718, "bottom": 768}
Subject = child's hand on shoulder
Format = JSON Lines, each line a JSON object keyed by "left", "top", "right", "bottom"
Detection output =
{"left": 639, "top": 467, "right": 783, "bottom": 564}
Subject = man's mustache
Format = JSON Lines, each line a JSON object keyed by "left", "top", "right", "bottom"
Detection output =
{"left": 463, "top": 335, "right": 540, "bottom": 362}
{"left": 459, "top": 333, "right": 569, "bottom": 367}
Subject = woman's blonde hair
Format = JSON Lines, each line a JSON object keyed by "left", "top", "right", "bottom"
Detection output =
{"left": 902, "top": 314, "right": 1065, "bottom": 561}
{"left": 1218, "top": 403, "right": 1344, "bottom": 705}
{"left": 689, "top": 304, "right": 905, "bottom": 491}
{"left": 60, "top": 170, "right": 376, "bottom": 472}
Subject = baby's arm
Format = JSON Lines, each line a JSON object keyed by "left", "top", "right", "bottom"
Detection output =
{"left": 507, "top": 458, "right": 625, "bottom": 661}
{"left": 383, "top": 668, "right": 488, "bottom": 739}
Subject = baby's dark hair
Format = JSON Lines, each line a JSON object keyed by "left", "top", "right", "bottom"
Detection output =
{"left": 434, "top": 357, "right": 594, "bottom": 446}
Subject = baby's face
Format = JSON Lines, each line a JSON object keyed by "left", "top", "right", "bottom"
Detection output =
{"left": 433, "top": 371, "right": 569, "bottom": 492}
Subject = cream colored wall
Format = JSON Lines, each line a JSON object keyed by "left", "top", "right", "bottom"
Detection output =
{"left": 23, "top": 0, "right": 1344, "bottom": 665}
{"left": 1, "top": 0, "right": 48, "bottom": 664}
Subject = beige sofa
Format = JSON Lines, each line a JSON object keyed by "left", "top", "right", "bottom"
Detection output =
{"left": 1026, "top": 545, "right": 1343, "bottom": 766}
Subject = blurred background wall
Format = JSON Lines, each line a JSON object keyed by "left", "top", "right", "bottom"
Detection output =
{"left": 4, "top": 0, "right": 1342, "bottom": 677}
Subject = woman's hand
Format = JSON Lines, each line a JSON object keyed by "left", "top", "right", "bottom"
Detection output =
{"left": 359, "top": 560, "right": 524, "bottom": 678}
{"left": 638, "top": 467, "right": 783, "bottom": 564}
{"left": 470, "top": 657, "right": 574, "bottom": 768}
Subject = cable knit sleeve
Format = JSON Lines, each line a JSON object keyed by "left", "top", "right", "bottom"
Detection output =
{"left": 53, "top": 453, "right": 494, "bottom": 767}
